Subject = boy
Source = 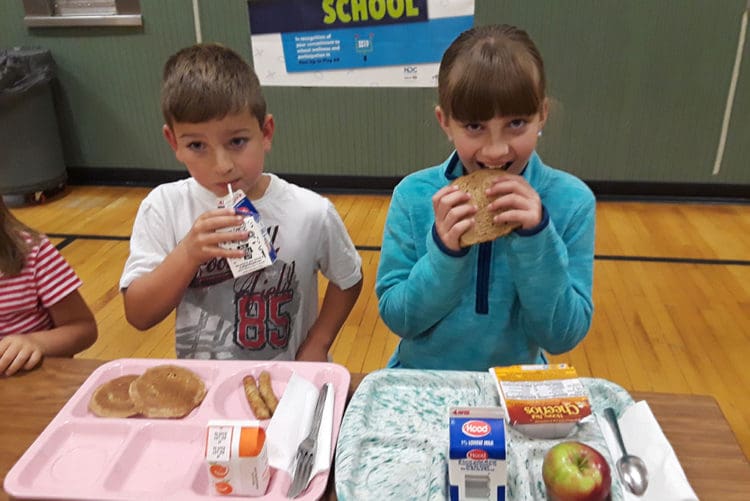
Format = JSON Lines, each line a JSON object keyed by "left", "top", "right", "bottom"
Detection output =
{"left": 120, "top": 44, "right": 362, "bottom": 361}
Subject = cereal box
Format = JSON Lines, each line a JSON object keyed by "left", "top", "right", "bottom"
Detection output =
{"left": 490, "top": 364, "right": 592, "bottom": 439}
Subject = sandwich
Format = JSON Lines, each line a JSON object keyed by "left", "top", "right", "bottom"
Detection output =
{"left": 450, "top": 169, "right": 520, "bottom": 247}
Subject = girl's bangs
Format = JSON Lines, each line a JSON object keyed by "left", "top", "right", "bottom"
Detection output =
{"left": 447, "top": 52, "right": 543, "bottom": 122}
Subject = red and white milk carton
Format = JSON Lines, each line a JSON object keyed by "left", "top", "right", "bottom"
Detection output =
{"left": 448, "top": 407, "right": 507, "bottom": 500}
{"left": 205, "top": 420, "right": 270, "bottom": 497}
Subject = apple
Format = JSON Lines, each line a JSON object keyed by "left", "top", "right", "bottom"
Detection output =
{"left": 542, "top": 441, "right": 611, "bottom": 501}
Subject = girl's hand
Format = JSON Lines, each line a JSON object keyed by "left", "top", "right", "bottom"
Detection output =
{"left": 0, "top": 335, "right": 44, "bottom": 376}
{"left": 432, "top": 185, "right": 477, "bottom": 251}
{"left": 486, "top": 173, "right": 543, "bottom": 230}
{"left": 178, "top": 208, "right": 250, "bottom": 268}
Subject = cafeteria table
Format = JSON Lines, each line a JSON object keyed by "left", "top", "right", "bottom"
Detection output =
{"left": 1, "top": 358, "right": 748, "bottom": 500}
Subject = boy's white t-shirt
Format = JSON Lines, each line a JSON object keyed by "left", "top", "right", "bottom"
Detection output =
{"left": 120, "top": 174, "right": 362, "bottom": 360}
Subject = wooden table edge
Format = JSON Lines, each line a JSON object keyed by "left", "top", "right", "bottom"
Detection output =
{"left": 2, "top": 359, "right": 748, "bottom": 501}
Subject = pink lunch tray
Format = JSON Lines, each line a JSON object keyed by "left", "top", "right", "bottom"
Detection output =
{"left": 4, "top": 358, "right": 351, "bottom": 501}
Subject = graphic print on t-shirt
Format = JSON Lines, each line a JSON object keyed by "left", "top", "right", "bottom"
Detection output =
{"left": 190, "top": 256, "right": 234, "bottom": 287}
{"left": 176, "top": 257, "right": 300, "bottom": 360}
{"left": 233, "top": 260, "right": 296, "bottom": 352}
{"left": 189, "top": 224, "right": 281, "bottom": 289}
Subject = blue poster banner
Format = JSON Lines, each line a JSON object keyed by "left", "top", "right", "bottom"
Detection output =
{"left": 279, "top": 16, "right": 472, "bottom": 72}
{"left": 249, "top": 0, "right": 429, "bottom": 34}
{"left": 246, "top": 0, "right": 475, "bottom": 86}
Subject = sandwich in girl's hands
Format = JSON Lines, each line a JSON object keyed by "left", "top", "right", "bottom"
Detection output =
{"left": 450, "top": 169, "right": 521, "bottom": 247}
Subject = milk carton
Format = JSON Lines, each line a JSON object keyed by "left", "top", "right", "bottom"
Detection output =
{"left": 205, "top": 420, "right": 270, "bottom": 497}
{"left": 448, "top": 407, "right": 507, "bottom": 501}
{"left": 217, "top": 189, "right": 276, "bottom": 278}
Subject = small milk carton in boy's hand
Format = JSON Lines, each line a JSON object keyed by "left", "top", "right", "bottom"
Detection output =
{"left": 217, "top": 188, "right": 276, "bottom": 278}
{"left": 205, "top": 420, "right": 270, "bottom": 497}
{"left": 448, "top": 407, "right": 507, "bottom": 501}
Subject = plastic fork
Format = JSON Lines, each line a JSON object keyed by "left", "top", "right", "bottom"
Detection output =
{"left": 287, "top": 384, "right": 329, "bottom": 498}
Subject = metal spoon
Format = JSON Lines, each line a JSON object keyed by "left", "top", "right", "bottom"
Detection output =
{"left": 603, "top": 407, "right": 649, "bottom": 496}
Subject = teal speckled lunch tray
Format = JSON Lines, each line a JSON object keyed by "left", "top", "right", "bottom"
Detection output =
{"left": 335, "top": 369, "right": 634, "bottom": 501}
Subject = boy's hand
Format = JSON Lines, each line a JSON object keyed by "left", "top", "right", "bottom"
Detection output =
{"left": 179, "top": 208, "right": 250, "bottom": 268}
{"left": 295, "top": 337, "right": 330, "bottom": 363}
{"left": 0, "top": 335, "right": 44, "bottom": 376}
{"left": 486, "top": 173, "right": 543, "bottom": 230}
{"left": 432, "top": 185, "right": 478, "bottom": 251}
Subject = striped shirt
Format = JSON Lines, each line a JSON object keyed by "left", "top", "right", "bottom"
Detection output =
{"left": 0, "top": 236, "right": 82, "bottom": 336}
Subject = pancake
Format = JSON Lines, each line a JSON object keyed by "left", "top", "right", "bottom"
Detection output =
{"left": 128, "top": 365, "right": 207, "bottom": 418}
{"left": 88, "top": 375, "right": 140, "bottom": 418}
{"left": 451, "top": 169, "right": 520, "bottom": 247}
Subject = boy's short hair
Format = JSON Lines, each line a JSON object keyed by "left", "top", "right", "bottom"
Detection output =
{"left": 161, "top": 43, "right": 266, "bottom": 128}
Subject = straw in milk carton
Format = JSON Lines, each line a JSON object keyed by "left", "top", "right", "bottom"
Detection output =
{"left": 217, "top": 185, "right": 276, "bottom": 278}
{"left": 205, "top": 420, "right": 270, "bottom": 497}
{"left": 448, "top": 406, "right": 506, "bottom": 501}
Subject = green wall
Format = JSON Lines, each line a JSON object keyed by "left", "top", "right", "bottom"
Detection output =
{"left": 1, "top": 0, "right": 748, "bottom": 187}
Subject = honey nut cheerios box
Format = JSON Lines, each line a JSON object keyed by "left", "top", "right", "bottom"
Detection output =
{"left": 489, "top": 364, "right": 592, "bottom": 439}
{"left": 205, "top": 420, "right": 270, "bottom": 497}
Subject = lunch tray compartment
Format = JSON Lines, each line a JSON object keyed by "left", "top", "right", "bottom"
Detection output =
{"left": 5, "top": 358, "right": 350, "bottom": 500}
{"left": 335, "top": 369, "right": 634, "bottom": 501}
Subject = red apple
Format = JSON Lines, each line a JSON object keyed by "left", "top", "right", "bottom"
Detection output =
{"left": 542, "top": 441, "right": 611, "bottom": 501}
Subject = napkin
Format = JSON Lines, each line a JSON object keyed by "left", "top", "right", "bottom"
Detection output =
{"left": 265, "top": 373, "right": 334, "bottom": 478}
{"left": 596, "top": 401, "right": 698, "bottom": 501}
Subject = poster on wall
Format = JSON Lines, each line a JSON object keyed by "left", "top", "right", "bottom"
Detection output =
{"left": 247, "top": 0, "right": 474, "bottom": 87}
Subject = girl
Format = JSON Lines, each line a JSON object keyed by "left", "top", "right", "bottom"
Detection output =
{"left": 0, "top": 197, "right": 97, "bottom": 376}
{"left": 375, "top": 24, "right": 596, "bottom": 371}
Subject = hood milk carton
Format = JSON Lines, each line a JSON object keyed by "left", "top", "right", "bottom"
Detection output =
{"left": 448, "top": 407, "right": 507, "bottom": 501}
{"left": 205, "top": 420, "right": 270, "bottom": 497}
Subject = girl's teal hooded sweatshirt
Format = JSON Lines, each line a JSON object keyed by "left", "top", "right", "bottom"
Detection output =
{"left": 376, "top": 152, "right": 595, "bottom": 371}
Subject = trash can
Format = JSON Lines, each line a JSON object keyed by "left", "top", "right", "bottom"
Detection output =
{"left": 0, "top": 47, "right": 66, "bottom": 201}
